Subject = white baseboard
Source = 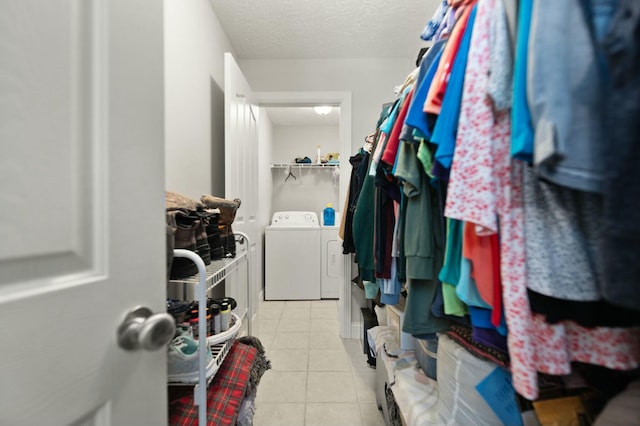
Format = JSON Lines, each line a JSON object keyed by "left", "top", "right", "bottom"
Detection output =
{"left": 351, "top": 322, "right": 362, "bottom": 340}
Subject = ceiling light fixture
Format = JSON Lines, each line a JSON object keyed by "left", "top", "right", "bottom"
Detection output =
{"left": 313, "top": 106, "right": 332, "bottom": 116}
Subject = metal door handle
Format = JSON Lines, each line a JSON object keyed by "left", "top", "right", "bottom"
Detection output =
{"left": 117, "top": 306, "right": 176, "bottom": 351}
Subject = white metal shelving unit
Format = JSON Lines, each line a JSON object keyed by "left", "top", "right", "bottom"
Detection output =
{"left": 272, "top": 163, "right": 340, "bottom": 185}
{"left": 168, "top": 232, "right": 252, "bottom": 425}
{"left": 270, "top": 163, "right": 339, "bottom": 169}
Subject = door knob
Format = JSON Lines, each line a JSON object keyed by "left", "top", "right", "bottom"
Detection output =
{"left": 117, "top": 306, "right": 176, "bottom": 351}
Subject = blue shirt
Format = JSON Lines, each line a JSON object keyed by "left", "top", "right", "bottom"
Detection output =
{"left": 404, "top": 41, "right": 446, "bottom": 140}
{"left": 431, "top": 4, "right": 478, "bottom": 171}
{"left": 511, "top": 0, "right": 534, "bottom": 162}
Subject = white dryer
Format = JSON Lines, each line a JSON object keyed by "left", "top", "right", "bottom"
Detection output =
{"left": 321, "top": 224, "right": 343, "bottom": 299}
{"left": 265, "top": 211, "right": 321, "bottom": 300}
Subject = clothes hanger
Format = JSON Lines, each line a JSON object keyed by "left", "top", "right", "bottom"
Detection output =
{"left": 284, "top": 165, "right": 297, "bottom": 182}
{"left": 363, "top": 133, "right": 375, "bottom": 153}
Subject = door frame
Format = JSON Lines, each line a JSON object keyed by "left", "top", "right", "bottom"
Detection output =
{"left": 255, "top": 91, "right": 354, "bottom": 338}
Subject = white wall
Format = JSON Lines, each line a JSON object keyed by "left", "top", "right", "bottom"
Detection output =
{"left": 270, "top": 125, "right": 340, "bottom": 218}
{"left": 164, "top": 0, "right": 236, "bottom": 198}
{"left": 271, "top": 170, "right": 340, "bottom": 217}
{"left": 271, "top": 125, "right": 339, "bottom": 164}
{"left": 239, "top": 58, "right": 415, "bottom": 155}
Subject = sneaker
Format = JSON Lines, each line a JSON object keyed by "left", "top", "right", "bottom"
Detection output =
{"left": 167, "top": 335, "right": 216, "bottom": 383}
{"left": 174, "top": 322, "right": 193, "bottom": 338}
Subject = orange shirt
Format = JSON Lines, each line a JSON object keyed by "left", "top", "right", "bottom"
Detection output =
{"left": 462, "top": 221, "right": 498, "bottom": 310}
{"left": 423, "top": 2, "right": 476, "bottom": 115}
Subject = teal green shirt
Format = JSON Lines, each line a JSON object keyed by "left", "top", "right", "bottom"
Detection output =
{"left": 395, "top": 140, "right": 451, "bottom": 335}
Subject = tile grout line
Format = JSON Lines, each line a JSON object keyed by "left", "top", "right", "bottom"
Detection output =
{"left": 351, "top": 361, "right": 369, "bottom": 425}
{"left": 257, "top": 300, "right": 375, "bottom": 425}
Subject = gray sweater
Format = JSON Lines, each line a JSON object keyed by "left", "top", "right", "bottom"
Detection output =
{"left": 528, "top": 0, "right": 617, "bottom": 193}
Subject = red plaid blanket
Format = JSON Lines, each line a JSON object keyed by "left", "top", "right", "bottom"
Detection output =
{"left": 169, "top": 342, "right": 258, "bottom": 426}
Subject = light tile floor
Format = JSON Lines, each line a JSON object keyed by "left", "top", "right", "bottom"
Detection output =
{"left": 252, "top": 300, "right": 386, "bottom": 426}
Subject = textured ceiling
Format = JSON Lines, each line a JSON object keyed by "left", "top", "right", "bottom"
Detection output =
{"left": 209, "top": 0, "right": 441, "bottom": 60}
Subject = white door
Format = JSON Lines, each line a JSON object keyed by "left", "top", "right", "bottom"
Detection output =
{"left": 224, "top": 53, "right": 259, "bottom": 322}
{"left": 0, "top": 1, "right": 169, "bottom": 425}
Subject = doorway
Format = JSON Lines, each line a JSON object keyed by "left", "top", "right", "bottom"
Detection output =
{"left": 255, "top": 92, "right": 354, "bottom": 338}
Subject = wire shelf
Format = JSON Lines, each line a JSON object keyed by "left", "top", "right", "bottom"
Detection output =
{"left": 169, "top": 251, "right": 248, "bottom": 292}
{"left": 270, "top": 163, "right": 339, "bottom": 169}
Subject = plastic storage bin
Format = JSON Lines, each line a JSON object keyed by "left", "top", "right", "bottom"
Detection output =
{"left": 386, "top": 304, "right": 416, "bottom": 350}
{"left": 415, "top": 336, "right": 438, "bottom": 380}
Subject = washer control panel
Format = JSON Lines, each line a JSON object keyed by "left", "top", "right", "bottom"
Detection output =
{"left": 270, "top": 211, "right": 319, "bottom": 227}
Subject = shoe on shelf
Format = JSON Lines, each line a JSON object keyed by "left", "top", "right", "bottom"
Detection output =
{"left": 167, "top": 299, "right": 192, "bottom": 323}
{"left": 174, "top": 322, "right": 193, "bottom": 338}
{"left": 167, "top": 335, "right": 216, "bottom": 383}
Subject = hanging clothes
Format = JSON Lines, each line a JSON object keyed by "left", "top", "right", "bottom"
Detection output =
{"left": 502, "top": 0, "right": 518, "bottom": 49}
{"left": 404, "top": 40, "right": 446, "bottom": 142}
{"left": 394, "top": 141, "right": 452, "bottom": 336}
{"left": 443, "top": 0, "right": 541, "bottom": 400}
{"left": 444, "top": 0, "right": 640, "bottom": 400}
{"left": 381, "top": 88, "right": 414, "bottom": 168}
{"left": 522, "top": 166, "right": 604, "bottom": 302}
{"left": 345, "top": 0, "right": 640, "bottom": 405}
{"left": 600, "top": 0, "right": 640, "bottom": 311}
{"left": 461, "top": 221, "right": 500, "bottom": 313}
{"left": 527, "top": 0, "right": 615, "bottom": 193}
{"left": 430, "top": 4, "right": 478, "bottom": 177}
{"left": 438, "top": 218, "right": 468, "bottom": 317}
{"left": 421, "top": 0, "right": 450, "bottom": 41}
{"left": 424, "top": 2, "right": 476, "bottom": 115}
{"left": 444, "top": 0, "right": 499, "bottom": 235}
{"left": 488, "top": 0, "right": 513, "bottom": 111}
{"left": 510, "top": 0, "right": 534, "bottom": 162}
{"left": 342, "top": 150, "right": 367, "bottom": 254}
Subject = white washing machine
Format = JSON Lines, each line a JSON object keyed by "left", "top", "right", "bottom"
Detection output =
{"left": 265, "top": 211, "right": 321, "bottom": 300}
